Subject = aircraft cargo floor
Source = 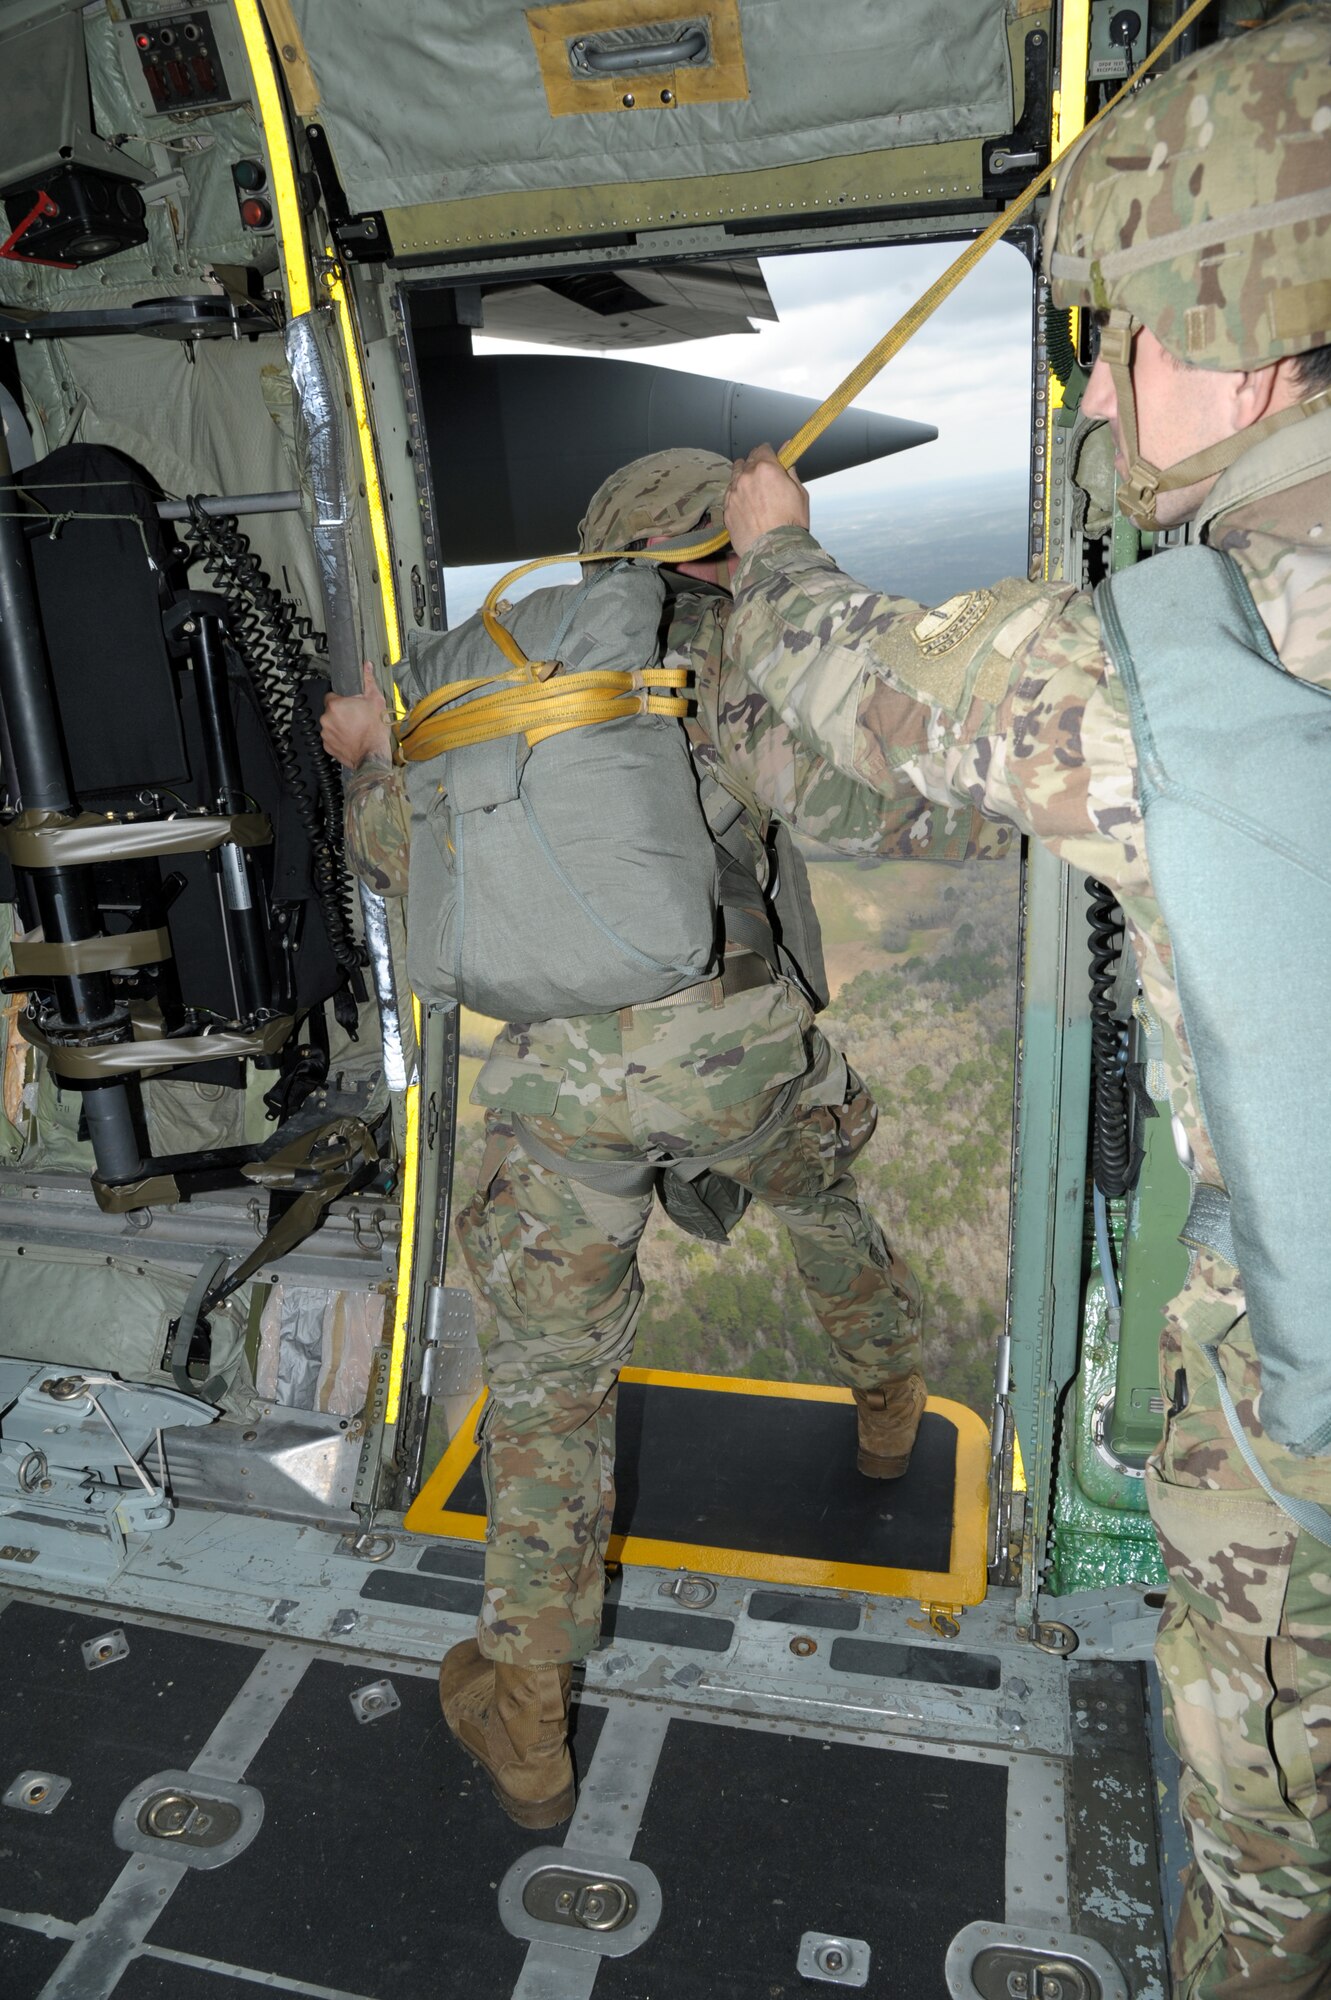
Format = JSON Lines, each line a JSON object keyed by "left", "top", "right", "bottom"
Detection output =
{"left": 0, "top": 1565, "right": 1171, "bottom": 2000}
{"left": 407, "top": 1370, "right": 991, "bottom": 1607}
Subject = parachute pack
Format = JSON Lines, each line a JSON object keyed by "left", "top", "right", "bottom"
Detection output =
{"left": 395, "top": 564, "right": 722, "bottom": 1022}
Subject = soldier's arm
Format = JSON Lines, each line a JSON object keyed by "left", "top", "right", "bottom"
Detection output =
{"left": 676, "top": 592, "right": 1014, "bottom": 863}
{"left": 727, "top": 525, "right": 1143, "bottom": 879}
{"left": 319, "top": 664, "right": 411, "bottom": 896}
{"left": 342, "top": 758, "right": 411, "bottom": 898}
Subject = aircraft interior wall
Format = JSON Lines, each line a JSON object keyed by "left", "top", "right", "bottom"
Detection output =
{"left": 0, "top": 6, "right": 402, "bottom": 1435}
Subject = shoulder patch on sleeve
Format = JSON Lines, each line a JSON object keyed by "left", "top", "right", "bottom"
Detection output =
{"left": 912, "top": 589, "right": 996, "bottom": 657}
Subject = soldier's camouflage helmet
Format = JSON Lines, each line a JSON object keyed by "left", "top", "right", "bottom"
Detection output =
{"left": 1044, "top": 3, "right": 1331, "bottom": 524}
{"left": 1046, "top": 4, "right": 1330, "bottom": 369}
{"left": 578, "top": 448, "right": 733, "bottom": 556}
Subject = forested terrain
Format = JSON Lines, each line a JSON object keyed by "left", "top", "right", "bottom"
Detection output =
{"left": 450, "top": 850, "right": 1021, "bottom": 1419}
{"left": 441, "top": 470, "right": 1030, "bottom": 1418}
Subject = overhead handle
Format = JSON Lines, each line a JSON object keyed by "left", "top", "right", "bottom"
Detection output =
{"left": 569, "top": 25, "right": 708, "bottom": 75}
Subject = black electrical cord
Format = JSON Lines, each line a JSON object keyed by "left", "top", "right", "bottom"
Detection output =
{"left": 1086, "top": 875, "right": 1133, "bottom": 1198}
{"left": 1045, "top": 301, "right": 1078, "bottom": 389}
{"left": 184, "top": 505, "right": 364, "bottom": 980}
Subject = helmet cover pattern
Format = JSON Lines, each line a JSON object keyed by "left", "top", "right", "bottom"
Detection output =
{"left": 1045, "top": 3, "right": 1331, "bottom": 370}
{"left": 578, "top": 448, "right": 733, "bottom": 555}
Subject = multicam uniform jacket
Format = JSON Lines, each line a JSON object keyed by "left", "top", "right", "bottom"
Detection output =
{"left": 727, "top": 410, "right": 1331, "bottom": 1996}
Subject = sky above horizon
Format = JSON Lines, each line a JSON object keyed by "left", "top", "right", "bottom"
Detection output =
{"left": 474, "top": 238, "right": 1035, "bottom": 504}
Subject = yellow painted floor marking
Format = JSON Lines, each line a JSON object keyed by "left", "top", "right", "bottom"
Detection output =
{"left": 405, "top": 1368, "right": 991, "bottom": 1607}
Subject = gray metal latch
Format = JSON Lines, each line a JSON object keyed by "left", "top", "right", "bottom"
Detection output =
{"left": 113, "top": 1769, "right": 264, "bottom": 1871}
{"left": 541, "top": 1872, "right": 635, "bottom": 1932}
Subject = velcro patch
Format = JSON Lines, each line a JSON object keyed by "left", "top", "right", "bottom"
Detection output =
{"left": 1185, "top": 304, "right": 1215, "bottom": 356}
{"left": 1273, "top": 277, "right": 1331, "bottom": 342}
{"left": 911, "top": 589, "right": 995, "bottom": 657}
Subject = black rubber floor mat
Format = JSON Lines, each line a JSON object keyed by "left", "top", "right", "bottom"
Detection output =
{"left": 0, "top": 1601, "right": 260, "bottom": 1928}
{"left": 829, "top": 1636, "right": 1001, "bottom": 1690}
{"left": 0, "top": 1924, "right": 68, "bottom": 1997}
{"left": 152, "top": 1658, "right": 605, "bottom": 1999}
{"left": 445, "top": 1381, "right": 958, "bottom": 1575}
{"left": 597, "top": 1716, "right": 1007, "bottom": 2000}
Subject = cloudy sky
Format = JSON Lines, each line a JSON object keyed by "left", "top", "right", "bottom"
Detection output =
{"left": 476, "top": 237, "right": 1035, "bottom": 503}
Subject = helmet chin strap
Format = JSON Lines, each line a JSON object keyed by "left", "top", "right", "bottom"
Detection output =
{"left": 1098, "top": 309, "right": 1331, "bottom": 530}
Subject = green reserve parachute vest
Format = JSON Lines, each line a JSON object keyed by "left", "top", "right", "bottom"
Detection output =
{"left": 397, "top": 565, "right": 721, "bottom": 1022}
{"left": 1097, "top": 545, "right": 1331, "bottom": 1466}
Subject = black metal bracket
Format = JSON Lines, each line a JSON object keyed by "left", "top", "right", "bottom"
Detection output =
{"left": 982, "top": 28, "right": 1051, "bottom": 199}
{"left": 0, "top": 296, "right": 280, "bottom": 345}
{"left": 303, "top": 124, "right": 391, "bottom": 264}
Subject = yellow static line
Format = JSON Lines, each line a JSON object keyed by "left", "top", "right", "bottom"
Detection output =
{"left": 232, "top": 0, "right": 311, "bottom": 317}
{"left": 405, "top": 1370, "right": 991, "bottom": 1607}
{"left": 471, "top": 0, "right": 1215, "bottom": 672}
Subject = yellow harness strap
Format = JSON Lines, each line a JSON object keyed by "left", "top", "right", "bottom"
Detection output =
{"left": 396, "top": 0, "right": 1215, "bottom": 765}
{"left": 394, "top": 662, "right": 690, "bottom": 761}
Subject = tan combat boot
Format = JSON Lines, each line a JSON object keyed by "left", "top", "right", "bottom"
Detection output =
{"left": 853, "top": 1372, "right": 928, "bottom": 1478}
{"left": 439, "top": 1637, "right": 575, "bottom": 1829}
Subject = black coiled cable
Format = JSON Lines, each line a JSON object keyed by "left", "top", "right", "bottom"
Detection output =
{"left": 1045, "top": 301, "right": 1078, "bottom": 390}
{"left": 185, "top": 505, "right": 365, "bottom": 979}
{"left": 1086, "top": 876, "right": 1132, "bottom": 1197}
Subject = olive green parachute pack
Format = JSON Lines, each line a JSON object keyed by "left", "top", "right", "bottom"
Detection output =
{"left": 394, "top": 446, "right": 829, "bottom": 1027}
{"left": 396, "top": 563, "right": 723, "bottom": 1022}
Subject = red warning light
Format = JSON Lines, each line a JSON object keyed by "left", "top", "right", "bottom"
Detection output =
{"left": 239, "top": 196, "right": 271, "bottom": 228}
{"left": 136, "top": 31, "right": 151, "bottom": 47}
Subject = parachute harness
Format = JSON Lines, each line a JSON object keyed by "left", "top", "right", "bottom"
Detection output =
{"left": 394, "top": 0, "right": 1219, "bottom": 769}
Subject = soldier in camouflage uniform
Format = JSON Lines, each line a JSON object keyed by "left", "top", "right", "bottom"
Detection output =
{"left": 321, "top": 447, "right": 1008, "bottom": 1828}
{"left": 722, "top": 11, "right": 1331, "bottom": 1991}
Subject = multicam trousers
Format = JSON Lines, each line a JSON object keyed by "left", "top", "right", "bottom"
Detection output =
{"left": 1152, "top": 1251, "right": 1331, "bottom": 1999}
{"left": 454, "top": 978, "right": 920, "bottom": 1666}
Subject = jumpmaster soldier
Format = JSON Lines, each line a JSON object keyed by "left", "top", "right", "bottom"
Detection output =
{"left": 321, "top": 448, "right": 1010, "bottom": 1831}
{"left": 722, "top": 10, "right": 1331, "bottom": 1992}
